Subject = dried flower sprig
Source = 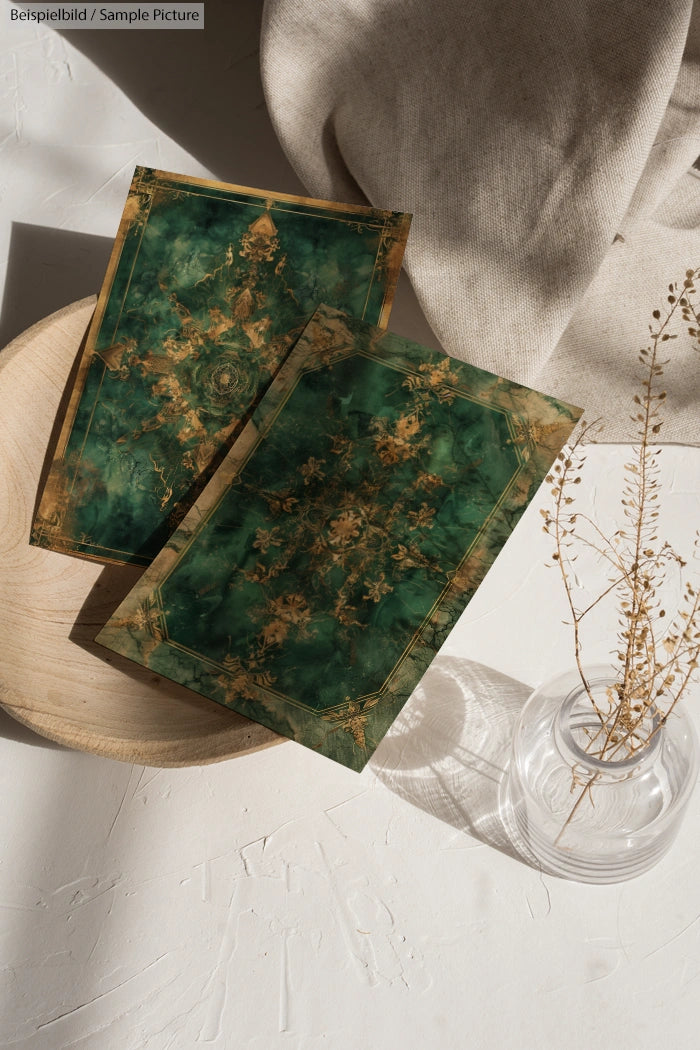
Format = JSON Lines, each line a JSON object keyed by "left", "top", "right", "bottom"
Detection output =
{"left": 542, "top": 267, "right": 700, "bottom": 767}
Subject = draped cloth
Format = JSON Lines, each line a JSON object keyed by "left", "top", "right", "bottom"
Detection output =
{"left": 261, "top": 0, "right": 700, "bottom": 441}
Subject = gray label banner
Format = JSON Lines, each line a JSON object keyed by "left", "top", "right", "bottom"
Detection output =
{"left": 10, "top": 3, "right": 205, "bottom": 28}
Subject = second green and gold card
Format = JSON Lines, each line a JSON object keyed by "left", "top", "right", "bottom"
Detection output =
{"left": 96, "top": 305, "right": 581, "bottom": 770}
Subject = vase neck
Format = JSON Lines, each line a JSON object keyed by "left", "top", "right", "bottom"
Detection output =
{"left": 554, "top": 673, "right": 661, "bottom": 778}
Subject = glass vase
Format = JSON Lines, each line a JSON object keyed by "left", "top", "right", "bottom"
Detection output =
{"left": 502, "top": 666, "right": 699, "bottom": 883}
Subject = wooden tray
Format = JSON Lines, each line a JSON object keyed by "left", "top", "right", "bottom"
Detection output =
{"left": 0, "top": 299, "right": 281, "bottom": 765}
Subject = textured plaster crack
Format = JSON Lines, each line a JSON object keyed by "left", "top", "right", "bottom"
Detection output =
{"left": 12, "top": 54, "right": 23, "bottom": 142}
{"left": 35, "top": 953, "right": 170, "bottom": 1031}
{"left": 82, "top": 156, "right": 148, "bottom": 205}
{"left": 643, "top": 913, "right": 700, "bottom": 960}
{"left": 48, "top": 969, "right": 182, "bottom": 1049}
{"left": 134, "top": 769, "right": 163, "bottom": 797}
{"left": 466, "top": 559, "right": 542, "bottom": 624}
{"left": 583, "top": 957, "right": 622, "bottom": 984}
{"left": 536, "top": 870, "right": 552, "bottom": 916}
{"left": 106, "top": 767, "right": 140, "bottom": 841}
{"left": 53, "top": 873, "right": 122, "bottom": 905}
{"left": 39, "top": 184, "right": 76, "bottom": 207}
{"left": 85, "top": 924, "right": 104, "bottom": 966}
{"left": 615, "top": 895, "right": 632, "bottom": 963}
{"left": 198, "top": 889, "right": 241, "bottom": 1043}
{"left": 323, "top": 791, "right": 369, "bottom": 818}
{"left": 314, "top": 841, "right": 378, "bottom": 985}
{"left": 239, "top": 836, "right": 267, "bottom": 876}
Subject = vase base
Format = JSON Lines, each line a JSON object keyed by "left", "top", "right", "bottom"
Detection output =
{"left": 499, "top": 762, "right": 682, "bottom": 884}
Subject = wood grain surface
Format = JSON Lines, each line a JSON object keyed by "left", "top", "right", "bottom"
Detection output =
{"left": 0, "top": 299, "right": 282, "bottom": 765}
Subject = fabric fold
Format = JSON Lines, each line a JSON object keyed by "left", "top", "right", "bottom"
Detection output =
{"left": 262, "top": 0, "right": 700, "bottom": 441}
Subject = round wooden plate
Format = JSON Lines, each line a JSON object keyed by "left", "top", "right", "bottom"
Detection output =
{"left": 0, "top": 299, "right": 281, "bottom": 765}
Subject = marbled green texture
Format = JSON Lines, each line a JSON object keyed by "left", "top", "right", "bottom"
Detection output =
{"left": 97, "top": 306, "right": 581, "bottom": 771}
{"left": 32, "top": 167, "right": 410, "bottom": 565}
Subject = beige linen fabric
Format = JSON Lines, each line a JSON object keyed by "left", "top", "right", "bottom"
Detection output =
{"left": 261, "top": 0, "right": 700, "bottom": 441}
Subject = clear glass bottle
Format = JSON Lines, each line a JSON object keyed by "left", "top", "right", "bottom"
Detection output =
{"left": 502, "top": 666, "right": 699, "bottom": 883}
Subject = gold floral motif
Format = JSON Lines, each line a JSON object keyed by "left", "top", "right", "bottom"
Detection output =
{"left": 121, "top": 167, "right": 155, "bottom": 231}
{"left": 128, "top": 599, "right": 164, "bottom": 638}
{"left": 402, "top": 357, "right": 460, "bottom": 405}
{"left": 391, "top": 541, "right": 440, "bottom": 574}
{"left": 362, "top": 573, "right": 394, "bottom": 603}
{"left": 260, "top": 490, "right": 299, "bottom": 516}
{"left": 414, "top": 470, "right": 445, "bottom": 493}
{"left": 508, "top": 417, "right": 563, "bottom": 451}
{"left": 407, "top": 502, "right": 436, "bottom": 530}
{"left": 265, "top": 593, "right": 311, "bottom": 627}
{"left": 255, "top": 593, "right": 313, "bottom": 656}
{"left": 217, "top": 654, "right": 276, "bottom": 703}
{"left": 299, "top": 456, "right": 326, "bottom": 486}
{"left": 332, "top": 594, "right": 363, "bottom": 628}
{"left": 371, "top": 414, "right": 427, "bottom": 465}
{"left": 149, "top": 455, "right": 174, "bottom": 511}
{"left": 251, "top": 529, "right": 281, "bottom": 554}
{"left": 320, "top": 694, "right": 383, "bottom": 751}
{"left": 328, "top": 510, "right": 363, "bottom": 546}
{"left": 105, "top": 597, "right": 164, "bottom": 667}
{"left": 259, "top": 619, "right": 291, "bottom": 649}
{"left": 252, "top": 526, "right": 284, "bottom": 554}
{"left": 239, "top": 212, "right": 280, "bottom": 263}
{"left": 242, "top": 559, "right": 287, "bottom": 585}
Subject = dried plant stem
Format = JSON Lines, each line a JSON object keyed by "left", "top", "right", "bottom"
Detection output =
{"left": 553, "top": 773, "right": 599, "bottom": 846}
{"left": 541, "top": 267, "right": 700, "bottom": 840}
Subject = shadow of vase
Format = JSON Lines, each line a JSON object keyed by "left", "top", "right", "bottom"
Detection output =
{"left": 370, "top": 656, "right": 536, "bottom": 865}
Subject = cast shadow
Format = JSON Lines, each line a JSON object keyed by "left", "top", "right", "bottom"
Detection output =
{"left": 0, "top": 706, "right": 64, "bottom": 751}
{"left": 66, "top": 559, "right": 264, "bottom": 732}
{"left": 0, "top": 223, "right": 111, "bottom": 350}
{"left": 369, "top": 656, "right": 539, "bottom": 867}
{"left": 66, "top": 559, "right": 180, "bottom": 706}
{"left": 66, "top": 557, "right": 170, "bottom": 692}
{"left": 68, "top": 559, "right": 144, "bottom": 656}
{"left": 56, "top": 0, "right": 303, "bottom": 194}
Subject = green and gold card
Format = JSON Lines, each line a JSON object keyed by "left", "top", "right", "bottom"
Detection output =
{"left": 96, "top": 305, "right": 581, "bottom": 771}
{"left": 31, "top": 167, "right": 411, "bottom": 566}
